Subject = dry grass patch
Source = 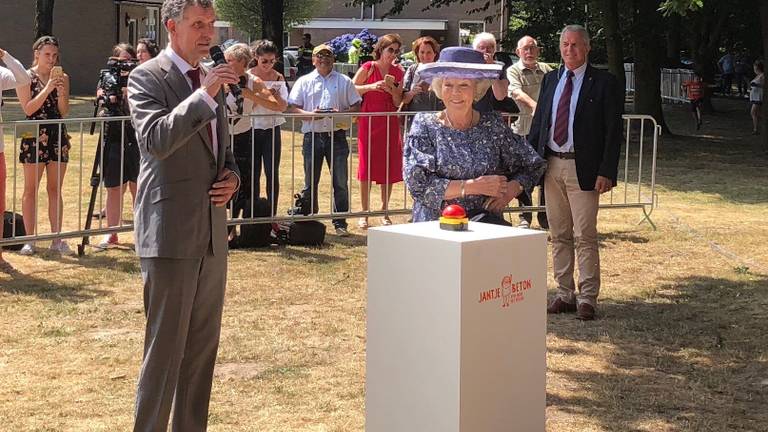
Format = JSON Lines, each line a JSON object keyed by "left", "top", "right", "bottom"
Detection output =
{"left": 0, "top": 97, "right": 766, "bottom": 431}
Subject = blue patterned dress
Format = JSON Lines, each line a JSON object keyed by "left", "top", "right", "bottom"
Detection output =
{"left": 404, "top": 111, "right": 546, "bottom": 222}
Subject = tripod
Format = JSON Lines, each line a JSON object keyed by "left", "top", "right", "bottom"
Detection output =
{"left": 77, "top": 103, "right": 107, "bottom": 256}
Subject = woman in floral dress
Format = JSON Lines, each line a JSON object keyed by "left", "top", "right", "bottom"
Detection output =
{"left": 16, "top": 36, "right": 72, "bottom": 255}
{"left": 404, "top": 47, "right": 546, "bottom": 223}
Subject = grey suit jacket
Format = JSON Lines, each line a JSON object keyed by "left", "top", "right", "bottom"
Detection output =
{"left": 127, "top": 52, "right": 239, "bottom": 258}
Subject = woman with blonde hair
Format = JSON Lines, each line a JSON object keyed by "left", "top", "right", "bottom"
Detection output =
{"left": 353, "top": 33, "right": 404, "bottom": 229}
{"left": 16, "top": 36, "right": 72, "bottom": 255}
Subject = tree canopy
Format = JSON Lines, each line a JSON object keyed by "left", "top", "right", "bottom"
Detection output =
{"left": 215, "top": 0, "right": 327, "bottom": 39}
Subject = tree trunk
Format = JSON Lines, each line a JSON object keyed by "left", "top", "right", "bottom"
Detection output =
{"left": 262, "top": 0, "right": 285, "bottom": 74}
{"left": 34, "top": 0, "right": 55, "bottom": 39}
{"left": 759, "top": 0, "right": 768, "bottom": 152}
{"left": 633, "top": 0, "right": 670, "bottom": 133}
{"left": 666, "top": 14, "right": 681, "bottom": 66}
{"left": 689, "top": 2, "right": 729, "bottom": 112}
{"left": 602, "top": 0, "right": 626, "bottom": 93}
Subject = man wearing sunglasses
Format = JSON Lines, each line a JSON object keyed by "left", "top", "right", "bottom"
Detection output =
{"left": 288, "top": 44, "right": 362, "bottom": 236}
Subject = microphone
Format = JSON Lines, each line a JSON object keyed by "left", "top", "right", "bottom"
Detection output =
{"left": 209, "top": 45, "right": 243, "bottom": 113}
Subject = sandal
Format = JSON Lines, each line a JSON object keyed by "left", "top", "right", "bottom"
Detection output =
{"left": 357, "top": 218, "right": 369, "bottom": 230}
{"left": 382, "top": 216, "right": 393, "bottom": 226}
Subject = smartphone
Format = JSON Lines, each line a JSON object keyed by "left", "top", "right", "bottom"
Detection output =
{"left": 384, "top": 74, "right": 395, "bottom": 87}
{"left": 50, "top": 66, "right": 63, "bottom": 79}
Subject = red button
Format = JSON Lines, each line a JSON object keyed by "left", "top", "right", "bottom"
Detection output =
{"left": 442, "top": 204, "right": 466, "bottom": 219}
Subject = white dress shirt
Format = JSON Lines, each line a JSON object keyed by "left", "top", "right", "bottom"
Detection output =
{"left": 288, "top": 69, "right": 362, "bottom": 133}
{"left": 166, "top": 46, "right": 219, "bottom": 159}
{"left": 548, "top": 62, "right": 588, "bottom": 153}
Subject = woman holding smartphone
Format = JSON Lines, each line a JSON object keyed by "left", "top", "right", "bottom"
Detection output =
{"left": 244, "top": 39, "right": 289, "bottom": 218}
{"left": 16, "top": 36, "right": 72, "bottom": 255}
{"left": 353, "top": 33, "right": 404, "bottom": 229}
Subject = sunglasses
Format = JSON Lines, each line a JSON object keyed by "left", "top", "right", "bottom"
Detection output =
{"left": 385, "top": 47, "right": 401, "bottom": 55}
{"left": 314, "top": 53, "right": 333, "bottom": 59}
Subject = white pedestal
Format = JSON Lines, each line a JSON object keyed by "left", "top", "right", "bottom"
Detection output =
{"left": 366, "top": 221, "right": 547, "bottom": 432}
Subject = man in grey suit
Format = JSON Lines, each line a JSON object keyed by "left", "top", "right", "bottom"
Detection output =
{"left": 127, "top": 1, "right": 240, "bottom": 430}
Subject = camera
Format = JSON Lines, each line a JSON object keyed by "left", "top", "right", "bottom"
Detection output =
{"left": 288, "top": 192, "right": 312, "bottom": 216}
{"left": 96, "top": 57, "right": 138, "bottom": 114}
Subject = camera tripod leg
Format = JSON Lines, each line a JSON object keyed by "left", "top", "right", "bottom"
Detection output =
{"left": 79, "top": 129, "right": 104, "bottom": 256}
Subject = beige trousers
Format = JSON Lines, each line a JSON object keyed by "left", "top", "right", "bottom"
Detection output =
{"left": 544, "top": 156, "right": 601, "bottom": 307}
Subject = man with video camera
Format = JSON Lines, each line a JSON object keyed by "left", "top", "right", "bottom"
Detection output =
{"left": 93, "top": 43, "right": 140, "bottom": 248}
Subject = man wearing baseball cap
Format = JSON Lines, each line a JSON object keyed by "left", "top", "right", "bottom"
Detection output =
{"left": 288, "top": 43, "right": 362, "bottom": 236}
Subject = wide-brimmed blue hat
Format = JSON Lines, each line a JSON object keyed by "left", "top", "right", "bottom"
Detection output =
{"left": 417, "top": 46, "right": 502, "bottom": 82}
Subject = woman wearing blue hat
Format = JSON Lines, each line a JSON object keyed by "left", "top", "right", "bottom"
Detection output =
{"left": 403, "top": 47, "right": 546, "bottom": 223}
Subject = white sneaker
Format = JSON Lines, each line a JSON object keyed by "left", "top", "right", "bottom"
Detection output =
{"left": 517, "top": 220, "right": 531, "bottom": 229}
{"left": 97, "top": 233, "right": 118, "bottom": 249}
{"left": 19, "top": 243, "right": 35, "bottom": 256}
{"left": 335, "top": 227, "right": 350, "bottom": 237}
{"left": 51, "top": 240, "right": 74, "bottom": 255}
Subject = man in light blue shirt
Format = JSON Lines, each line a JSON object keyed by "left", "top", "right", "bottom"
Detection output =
{"left": 288, "top": 44, "right": 362, "bottom": 236}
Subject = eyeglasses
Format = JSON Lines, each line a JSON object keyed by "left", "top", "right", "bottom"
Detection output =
{"left": 314, "top": 53, "right": 333, "bottom": 59}
{"left": 385, "top": 47, "right": 401, "bottom": 55}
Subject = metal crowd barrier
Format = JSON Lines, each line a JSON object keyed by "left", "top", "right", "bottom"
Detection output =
{"left": 624, "top": 63, "right": 696, "bottom": 104}
{"left": 0, "top": 111, "right": 659, "bottom": 252}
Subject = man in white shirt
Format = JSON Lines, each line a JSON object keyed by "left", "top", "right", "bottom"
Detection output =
{"left": 0, "top": 47, "right": 31, "bottom": 270}
{"left": 288, "top": 44, "right": 362, "bottom": 236}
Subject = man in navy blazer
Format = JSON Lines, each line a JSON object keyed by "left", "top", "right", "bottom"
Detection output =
{"left": 528, "top": 24, "right": 623, "bottom": 320}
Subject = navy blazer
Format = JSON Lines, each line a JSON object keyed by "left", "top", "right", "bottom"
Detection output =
{"left": 528, "top": 64, "right": 624, "bottom": 191}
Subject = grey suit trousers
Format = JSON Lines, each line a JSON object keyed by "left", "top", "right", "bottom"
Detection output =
{"left": 133, "top": 250, "right": 227, "bottom": 432}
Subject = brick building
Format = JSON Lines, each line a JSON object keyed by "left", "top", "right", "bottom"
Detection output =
{"left": 0, "top": 0, "right": 241, "bottom": 95}
{"left": 289, "top": 0, "right": 509, "bottom": 52}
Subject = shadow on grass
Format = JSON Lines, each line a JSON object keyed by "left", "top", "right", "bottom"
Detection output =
{"left": 599, "top": 230, "right": 650, "bottom": 246}
{"left": 0, "top": 267, "right": 110, "bottom": 303}
{"left": 39, "top": 248, "right": 142, "bottom": 274}
{"left": 546, "top": 274, "right": 768, "bottom": 431}
{"left": 649, "top": 100, "right": 768, "bottom": 204}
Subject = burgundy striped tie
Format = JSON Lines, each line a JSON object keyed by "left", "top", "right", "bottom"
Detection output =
{"left": 553, "top": 70, "right": 574, "bottom": 146}
{"left": 186, "top": 68, "right": 214, "bottom": 146}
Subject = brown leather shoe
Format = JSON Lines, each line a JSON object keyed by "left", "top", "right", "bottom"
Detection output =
{"left": 576, "top": 303, "right": 596, "bottom": 321}
{"left": 547, "top": 297, "right": 577, "bottom": 314}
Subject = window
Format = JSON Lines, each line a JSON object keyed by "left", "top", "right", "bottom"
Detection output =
{"left": 459, "top": 21, "right": 485, "bottom": 47}
{"left": 145, "top": 7, "right": 159, "bottom": 41}
{"left": 127, "top": 18, "right": 138, "bottom": 46}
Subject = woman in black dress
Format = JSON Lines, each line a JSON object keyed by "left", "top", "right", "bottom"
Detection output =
{"left": 16, "top": 36, "right": 72, "bottom": 255}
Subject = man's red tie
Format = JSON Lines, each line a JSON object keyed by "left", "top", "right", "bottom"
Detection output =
{"left": 553, "top": 70, "right": 574, "bottom": 146}
{"left": 186, "top": 68, "right": 214, "bottom": 147}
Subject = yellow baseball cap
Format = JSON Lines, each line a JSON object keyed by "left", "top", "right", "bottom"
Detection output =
{"left": 312, "top": 44, "right": 334, "bottom": 57}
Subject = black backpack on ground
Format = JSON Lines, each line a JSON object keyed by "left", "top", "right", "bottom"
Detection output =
{"left": 230, "top": 198, "right": 273, "bottom": 249}
{"left": 286, "top": 220, "right": 326, "bottom": 246}
{"left": 2, "top": 211, "right": 26, "bottom": 251}
{"left": 284, "top": 193, "right": 326, "bottom": 246}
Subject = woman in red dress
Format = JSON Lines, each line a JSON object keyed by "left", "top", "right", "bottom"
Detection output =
{"left": 353, "top": 34, "right": 404, "bottom": 229}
